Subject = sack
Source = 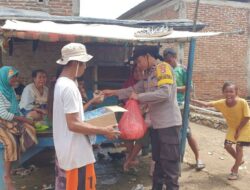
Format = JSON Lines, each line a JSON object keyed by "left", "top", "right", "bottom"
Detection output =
{"left": 118, "top": 99, "right": 147, "bottom": 140}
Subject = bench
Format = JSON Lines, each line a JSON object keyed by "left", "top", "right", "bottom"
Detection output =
{"left": 0, "top": 131, "right": 54, "bottom": 188}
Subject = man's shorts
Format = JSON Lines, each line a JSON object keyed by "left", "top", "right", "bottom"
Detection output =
{"left": 224, "top": 139, "right": 250, "bottom": 147}
{"left": 55, "top": 159, "right": 96, "bottom": 190}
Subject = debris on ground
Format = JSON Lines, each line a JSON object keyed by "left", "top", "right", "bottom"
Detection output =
{"left": 131, "top": 184, "right": 145, "bottom": 190}
{"left": 100, "top": 177, "right": 118, "bottom": 185}
{"left": 108, "top": 151, "right": 126, "bottom": 161}
{"left": 12, "top": 165, "right": 38, "bottom": 177}
{"left": 42, "top": 184, "right": 54, "bottom": 190}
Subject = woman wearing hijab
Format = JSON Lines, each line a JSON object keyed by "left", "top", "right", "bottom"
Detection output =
{"left": 0, "top": 66, "right": 37, "bottom": 190}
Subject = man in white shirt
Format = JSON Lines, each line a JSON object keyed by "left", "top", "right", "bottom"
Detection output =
{"left": 53, "top": 43, "right": 120, "bottom": 190}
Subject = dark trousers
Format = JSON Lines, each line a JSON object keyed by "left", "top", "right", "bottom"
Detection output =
{"left": 151, "top": 126, "right": 181, "bottom": 190}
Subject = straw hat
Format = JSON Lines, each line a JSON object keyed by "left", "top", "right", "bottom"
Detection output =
{"left": 57, "top": 43, "right": 93, "bottom": 65}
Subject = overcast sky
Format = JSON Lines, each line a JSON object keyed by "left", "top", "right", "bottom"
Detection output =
{"left": 80, "top": 0, "right": 144, "bottom": 19}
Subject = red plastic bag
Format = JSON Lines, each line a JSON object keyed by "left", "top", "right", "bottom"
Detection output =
{"left": 118, "top": 99, "right": 147, "bottom": 140}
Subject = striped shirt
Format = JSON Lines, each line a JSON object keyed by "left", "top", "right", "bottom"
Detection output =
{"left": 0, "top": 92, "right": 15, "bottom": 121}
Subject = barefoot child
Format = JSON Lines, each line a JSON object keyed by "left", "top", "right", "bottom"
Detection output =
{"left": 192, "top": 82, "right": 250, "bottom": 180}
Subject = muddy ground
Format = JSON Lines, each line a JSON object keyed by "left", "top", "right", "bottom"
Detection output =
{"left": 12, "top": 123, "right": 250, "bottom": 190}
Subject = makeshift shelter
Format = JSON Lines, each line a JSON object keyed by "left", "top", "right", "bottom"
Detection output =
{"left": 0, "top": 9, "right": 241, "bottom": 189}
{"left": 0, "top": 13, "right": 218, "bottom": 91}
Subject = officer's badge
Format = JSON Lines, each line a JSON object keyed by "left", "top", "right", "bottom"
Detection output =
{"left": 156, "top": 62, "right": 174, "bottom": 86}
{"left": 160, "top": 65, "right": 166, "bottom": 73}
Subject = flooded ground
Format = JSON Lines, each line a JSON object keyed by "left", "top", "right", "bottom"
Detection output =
{"left": 12, "top": 123, "right": 250, "bottom": 190}
{"left": 12, "top": 147, "right": 151, "bottom": 190}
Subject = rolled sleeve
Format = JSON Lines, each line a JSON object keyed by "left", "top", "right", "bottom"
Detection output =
{"left": 117, "top": 80, "right": 145, "bottom": 100}
{"left": 117, "top": 87, "right": 133, "bottom": 100}
{"left": 138, "top": 85, "right": 171, "bottom": 104}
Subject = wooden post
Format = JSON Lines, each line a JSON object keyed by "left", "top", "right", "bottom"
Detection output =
{"left": 0, "top": 47, "right": 3, "bottom": 67}
{"left": 0, "top": 144, "right": 5, "bottom": 189}
{"left": 93, "top": 65, "right": 98, "bottom": 91}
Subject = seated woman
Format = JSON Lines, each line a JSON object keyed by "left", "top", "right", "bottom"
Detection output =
{"left": 0, "top": 66, "right": 37, "bottom": 190}
{"left": 78, "top": 80, "right": 104, "bottom": 111}
{"left": 19, "top": 69, "right": 48, "bottom": 121}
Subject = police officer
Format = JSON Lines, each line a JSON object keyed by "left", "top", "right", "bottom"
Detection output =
{"left": 103, "top": 46, "right": 182, "bottom": 190}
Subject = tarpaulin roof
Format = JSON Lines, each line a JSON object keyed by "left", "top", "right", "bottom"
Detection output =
{"left": 0, "top": 20, "right": 225, "bottom": 45}
{"left": 0, "top": 7, "right": 206, "bottom": 31}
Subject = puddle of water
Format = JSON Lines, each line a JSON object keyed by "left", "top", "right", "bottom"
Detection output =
{"left": 94, "top": 146, "right": 125, "bottom": 186}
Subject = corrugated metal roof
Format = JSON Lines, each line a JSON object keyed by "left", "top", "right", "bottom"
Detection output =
{"left": 228, "top": 0, "right": 250, "bottom": 2}
{"left": 118, "top": 0, "right": 166, "bottom": 19}
{"left": 0, "top": 20, "right": 221, "bottom": 45}
{"left": 118, "top": 0, "right": 250, "bottom": 20}
{"left": 0, "top": 7, "right": 205, "bottom": 31}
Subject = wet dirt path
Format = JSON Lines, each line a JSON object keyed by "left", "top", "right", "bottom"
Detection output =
{"left": 13, "top": 123, "right": 249, "bottom": 190}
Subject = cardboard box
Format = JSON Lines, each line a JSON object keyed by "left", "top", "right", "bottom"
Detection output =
{"left": 84, "top": 106, "right": 127, "bottom": 128}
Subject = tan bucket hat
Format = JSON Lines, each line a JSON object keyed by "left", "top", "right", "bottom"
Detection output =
{"left": 56, "top": 43, "right": 93, "bottom": 65}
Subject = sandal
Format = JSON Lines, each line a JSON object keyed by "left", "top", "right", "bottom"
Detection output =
{"left": 196, "top": 160, "right": 205, "bottom": 171}
{"left": 227, "top": 172, "right": 238, "bottom": 180}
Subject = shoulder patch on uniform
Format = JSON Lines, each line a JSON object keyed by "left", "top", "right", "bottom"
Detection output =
{"left": 156, "top": 62, "right": 174, "bottom": 86}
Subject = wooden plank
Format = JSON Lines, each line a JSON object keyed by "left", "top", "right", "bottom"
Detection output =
{"left": 19, "top": 137, "right": 54, "bottom": 164}
{"left": 19, "top": 146, "right": 45, "bottom": 165}
{"left": 0, "top": 143, "right": 5, "bottom": 189}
